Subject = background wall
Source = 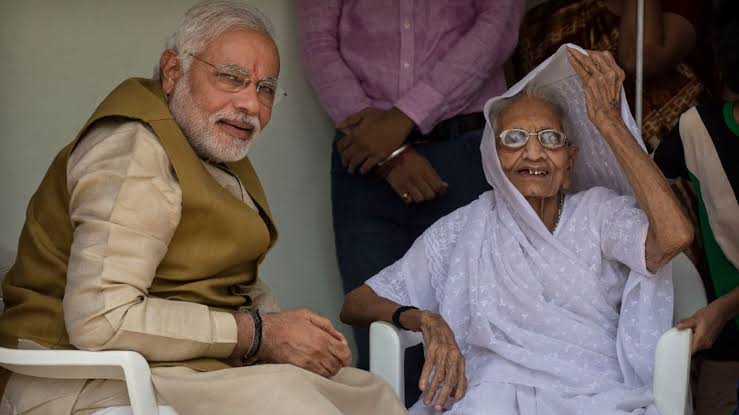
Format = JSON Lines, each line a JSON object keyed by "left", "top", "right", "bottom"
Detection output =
{"left": 0, "top": 1, "right": 354, "bottom": 352}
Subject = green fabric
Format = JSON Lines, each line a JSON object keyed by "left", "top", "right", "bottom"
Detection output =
{"left": 689, "top": 171, "right": 739, "bottom": 329}
{"left": 723, "top": 101, "right": 739, "bottom": 137}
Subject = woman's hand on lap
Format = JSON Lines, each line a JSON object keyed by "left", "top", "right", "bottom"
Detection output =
{"left": 418, "top": 311, "right": 467, "bottom": 410}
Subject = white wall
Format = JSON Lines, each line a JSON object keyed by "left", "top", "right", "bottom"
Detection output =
{"left": 0, "top": 1, "right": 354, "bottom": 352}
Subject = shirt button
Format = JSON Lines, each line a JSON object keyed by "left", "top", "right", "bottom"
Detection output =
{"left": 403, "top": 62, "right": 410, "bottom": 69}
{"left": 403, "top": 20, "right": 411, "bottom": 29}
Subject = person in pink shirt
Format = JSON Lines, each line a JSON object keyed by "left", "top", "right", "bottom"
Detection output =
{"left": 298, "top": 1, "right": 524, "bottom": 406}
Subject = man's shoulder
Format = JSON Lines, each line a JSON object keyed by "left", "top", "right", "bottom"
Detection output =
{"left": 67, "top": 117, "right": 173, "bottom": 187}
{"left": 71, "top": 118, "right": 162, "bottom": 162}
{"left": 84, "top": 117, "right": 156, "bottom": 139}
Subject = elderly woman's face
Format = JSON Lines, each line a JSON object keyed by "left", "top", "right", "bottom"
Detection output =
{"left": 496, "top": 97, "right": 578, "bottom": 199}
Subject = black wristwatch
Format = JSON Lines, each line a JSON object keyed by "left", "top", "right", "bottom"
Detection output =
{"left": 391, "top": 305, "right": 419, "bottom": 331}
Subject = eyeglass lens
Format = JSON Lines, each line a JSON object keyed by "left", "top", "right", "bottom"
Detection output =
{"left": 501, "top": 129, "right": 566, "bottom": 148}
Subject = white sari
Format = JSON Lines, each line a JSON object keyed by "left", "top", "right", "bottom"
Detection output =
{"left": 366, "top": 45, "right": 673, "bottom": 415}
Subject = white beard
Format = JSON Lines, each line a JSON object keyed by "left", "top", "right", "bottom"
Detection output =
{"left": 169, "top": 75, "right": 261, "bottom": 163}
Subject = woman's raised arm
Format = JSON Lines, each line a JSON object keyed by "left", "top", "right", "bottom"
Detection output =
{"left": 568, "top": 48, "right": 693, "bottom": 273}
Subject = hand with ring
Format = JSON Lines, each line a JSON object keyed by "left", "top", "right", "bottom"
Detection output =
{"left": 381, "top": 147, "right": 448, "bottom": 204}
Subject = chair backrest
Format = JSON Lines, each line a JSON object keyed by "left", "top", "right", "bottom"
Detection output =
{"left": 0, "top": 248, "right": 14, "bottom": 277}
{"left": 0, "top": 247, "right": 15, "bottom": 313}
{"left": 671, "top": 253, "right": 708, "bottom": 323}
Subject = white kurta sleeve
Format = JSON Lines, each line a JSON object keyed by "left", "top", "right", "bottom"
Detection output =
{"left": 63, "top": 119, "right": 237, "bottom": 361}
{"left": 366, "top": 204, "right": 470, "bottom": 313}
{"left": 583, "top": 188, "right": 673, "bottom": 388}
{"left": 364, "top": 245, "right": 416, "bottom": 308}
{"left": 596, "top": 188, "right": 651, "bottom": 276}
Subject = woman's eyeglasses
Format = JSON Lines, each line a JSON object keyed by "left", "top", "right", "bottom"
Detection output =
{"left": 498, "top": 128, "right": 568, "bottom": 149}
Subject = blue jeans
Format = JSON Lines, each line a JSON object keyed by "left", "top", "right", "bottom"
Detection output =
{"left": 331, "top": 127, "right": 490, "bottom": 406}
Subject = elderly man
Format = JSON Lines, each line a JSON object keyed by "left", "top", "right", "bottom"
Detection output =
{"left": 0, "top": 2, "right": 405, "bottom": 414}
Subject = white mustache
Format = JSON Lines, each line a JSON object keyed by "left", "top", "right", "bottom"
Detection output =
{"left": 209, "top": 112, "right": 261, "bottom": 136}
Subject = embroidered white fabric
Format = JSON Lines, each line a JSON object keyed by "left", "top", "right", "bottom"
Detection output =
{"left": 366, "top": 44, "right": 673, "bottom": 415}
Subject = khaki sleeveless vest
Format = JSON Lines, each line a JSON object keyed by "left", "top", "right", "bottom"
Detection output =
{"left": 0, "top": 78, "right": 277, "bottom": 371}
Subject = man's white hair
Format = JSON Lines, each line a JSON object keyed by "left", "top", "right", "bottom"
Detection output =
{"left": 155, "top": 0, "right": 275, "bottom": 77}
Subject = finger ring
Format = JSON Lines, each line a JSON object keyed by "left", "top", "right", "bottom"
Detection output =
{"left": 401, "top": 192, "right": 410, "bottom": 200}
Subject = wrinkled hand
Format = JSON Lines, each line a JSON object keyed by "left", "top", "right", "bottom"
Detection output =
{"left": 567, "top": 48, "right": 626, "bottom": 130}
{"left": 676, "top": 301, "right": 731, "bottom": 353}
{"left": 381, "top": 147, "right": 448, "bottom": 204}
{"left": 257, "top": 308, "right": 352, "bottom": 378}
{"left": 337, "top": 107, "right": 415, "bottom": 174}
{"left": 418, "top": 312, "right": 467, "bottom": 411}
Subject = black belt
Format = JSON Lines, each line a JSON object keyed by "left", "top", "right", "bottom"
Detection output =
{"left": 407, "top": 112, "right": 485, "bottom": 144}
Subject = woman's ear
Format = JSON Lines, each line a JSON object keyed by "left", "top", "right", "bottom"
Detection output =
{"left": 160, "top": 49, "right": 181, "bottom": 96}
{"left": 561, "top": 145, "right": 579, "bottom": 190}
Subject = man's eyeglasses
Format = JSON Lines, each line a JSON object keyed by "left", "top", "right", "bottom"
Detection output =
{"left": 498, "top": 128, "right": 568, "bottom": 149}
{"left": 188, "top": 53, "right": 286, "bottom": 108}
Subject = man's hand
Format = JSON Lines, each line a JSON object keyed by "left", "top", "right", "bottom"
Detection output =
{"left": 417, "top": 312, "right": 467, "bottom": 411}
{"left": 676, "top": 300, "right": 732, "bottom": 354}
{"left": 337, "top": 107, "right": 415, "bottom": 174}
{"left": 256, "top": 308, "right": 352, "bottom": 378}
{"left": 381, "top": 147, "right": 448, "bottom": 204}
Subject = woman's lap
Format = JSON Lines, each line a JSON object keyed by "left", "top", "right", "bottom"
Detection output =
{"left": 408, "top": 380, "right": 656, "bottom": 415}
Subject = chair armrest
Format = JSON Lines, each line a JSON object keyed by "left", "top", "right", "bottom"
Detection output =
{"left": 653, "top": 327, "right": 693, "bottom": 415}
{"left": 369, "top": 321, "right": 423, "bottom": 402}
{"left": 0, "top": 347, "right": 159, "bottom": 415}
{"left": 671, "top": 254, "right": 708, "bottom": 323}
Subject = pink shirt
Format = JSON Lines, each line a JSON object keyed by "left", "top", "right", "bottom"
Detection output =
{"left": 298, "top": 0, "right": 525, "bottom": 134}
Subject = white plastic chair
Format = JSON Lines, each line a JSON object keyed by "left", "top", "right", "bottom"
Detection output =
{"left": 370, "top": 253, "right": 707, "bottom": 415}
{"left": 0, "top": 250, "right": 177, "bottom": 415}
{"left": 0, "top": 347, "right": 175, "bottom": 415}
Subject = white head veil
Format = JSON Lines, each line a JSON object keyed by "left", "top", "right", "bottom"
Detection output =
{"left": 481, "top": 44, "right": 643, "bottom": 233}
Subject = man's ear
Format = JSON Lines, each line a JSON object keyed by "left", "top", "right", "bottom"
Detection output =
{"left": 160, "top": 49, "right": 181, "bottom": 96}
{"left": 561, "top": 144, "right": 579, "bottom": 190}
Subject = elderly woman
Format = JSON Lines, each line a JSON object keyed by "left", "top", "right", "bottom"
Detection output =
{"left": 341, "top": 45, "right": 693, "bottom": 414}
